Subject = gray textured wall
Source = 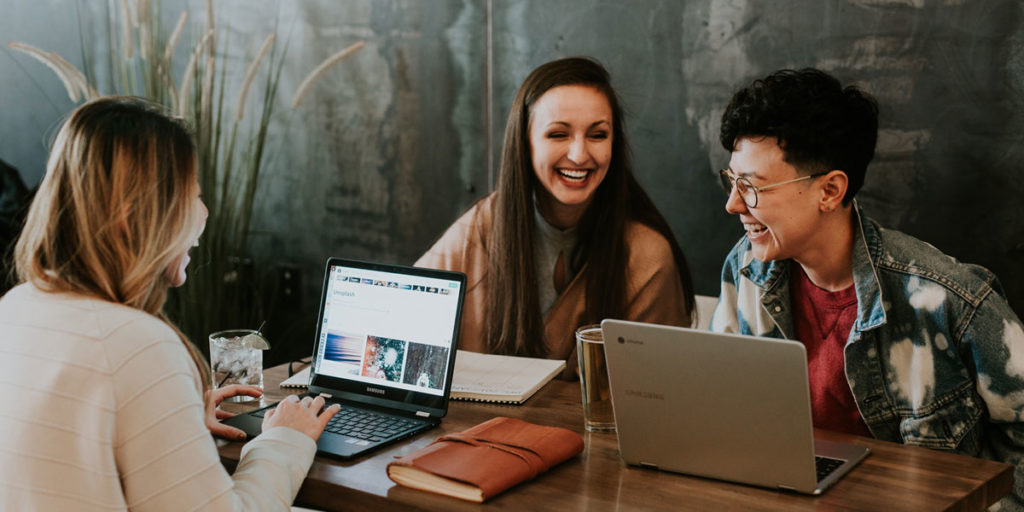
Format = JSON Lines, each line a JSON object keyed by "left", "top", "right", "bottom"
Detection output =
{"left": 3, "top": 0, "right": 1024, "bottom": 358}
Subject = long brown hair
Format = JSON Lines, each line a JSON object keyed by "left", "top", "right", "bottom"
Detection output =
{"left": 14, "top": 96, "right": 211, "bottom": 391}
{"left": 484, "top": 57, "right": 695, "bottom": 356}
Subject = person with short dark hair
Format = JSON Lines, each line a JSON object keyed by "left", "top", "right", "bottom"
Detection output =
{"left": 418, "top": 57, "right": 696, "bottom": 376}
{"left": 712, "top": 68, "right": 1024, "bottom": 510}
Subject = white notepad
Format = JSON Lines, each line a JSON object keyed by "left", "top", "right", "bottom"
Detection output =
{"left": 280, "top": 367, "right": 311, "bottom": 388}
{"left": 279, "top": 351, "right": 565, "bottom": 404}
{"left": 450, "top": 350, "right": 565, "bottom": 404}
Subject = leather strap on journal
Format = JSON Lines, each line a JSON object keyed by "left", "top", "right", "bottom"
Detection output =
{"left": 386, "top": 416, "right": 584, "bottom": 501}
{"left": 434, "top": 431, "right": 550, "bottom": 477}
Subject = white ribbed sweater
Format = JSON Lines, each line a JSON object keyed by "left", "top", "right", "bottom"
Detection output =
{"left": 0, "top": 283, "right": 316, "bottom": 511}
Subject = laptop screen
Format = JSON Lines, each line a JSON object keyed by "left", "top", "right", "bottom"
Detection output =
{"left": 309, "top": 258, "right": 465, "bottom": 414}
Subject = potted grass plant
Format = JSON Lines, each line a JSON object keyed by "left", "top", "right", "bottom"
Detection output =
{"left": 9, "top": 0, "right": 363, "bottom": 353}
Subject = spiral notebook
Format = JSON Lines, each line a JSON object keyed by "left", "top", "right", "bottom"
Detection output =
{"left": 281, "top": 367, "right": 312, "bottom": 388}
{"left": 281, "top": 351, "right": 564, "bottom": 405}
{"left": 449, "top": 350, "right": 565, "bottom": 404}
{"left": 284, "top": 350, "right": 565, "bottom": 401}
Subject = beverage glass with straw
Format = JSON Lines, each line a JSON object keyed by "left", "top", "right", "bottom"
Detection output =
{"left": 209, "top": 322, "right": 271, "bottom": 403}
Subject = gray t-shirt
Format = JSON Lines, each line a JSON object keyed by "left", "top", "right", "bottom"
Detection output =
{"left": 533, "top": 206, "right": 579, "bottom": 315}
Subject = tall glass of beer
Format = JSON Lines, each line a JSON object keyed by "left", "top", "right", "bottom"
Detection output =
{"left": 576, "top": 324, "right": 615, "bottom": 432}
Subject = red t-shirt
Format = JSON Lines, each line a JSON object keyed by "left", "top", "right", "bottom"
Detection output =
{"left": 790, "top": 263, "right": 872, "bottom": 437}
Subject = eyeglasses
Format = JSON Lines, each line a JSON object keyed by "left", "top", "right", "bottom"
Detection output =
{"left": 718, "top": 169, "right": 828, "bottom": 208}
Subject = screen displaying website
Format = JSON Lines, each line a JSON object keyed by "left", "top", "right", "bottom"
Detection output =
{"left": 312, "top": 265, "right": 461, "bottom": 397}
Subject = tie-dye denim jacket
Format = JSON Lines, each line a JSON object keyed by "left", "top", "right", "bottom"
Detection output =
{"left": 711, "top": 206, "right": 1024, "bottom": 510}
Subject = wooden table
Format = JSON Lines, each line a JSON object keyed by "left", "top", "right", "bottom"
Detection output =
{"left": 217, "top": 364, "right": 1013, "bottom": 511}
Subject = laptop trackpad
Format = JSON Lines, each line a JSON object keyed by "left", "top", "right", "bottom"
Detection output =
{"left": 317, "top": 434, "right": 365, "bottom": 457}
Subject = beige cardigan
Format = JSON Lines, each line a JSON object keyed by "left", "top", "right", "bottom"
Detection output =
{"left": 0, "top": 283, "right": 316, "bottom": 511}
{"left": 416, "top": 195, "right": 691, "bottom": 379}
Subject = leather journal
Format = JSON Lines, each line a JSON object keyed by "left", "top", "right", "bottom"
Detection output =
{"left": 386, "top": 416, "right": 584, "bottom": 502}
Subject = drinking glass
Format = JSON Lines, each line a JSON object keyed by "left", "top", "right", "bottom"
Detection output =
{"left": 576, "top": 324, "right": 615, "bottom": 432}
{"left": 209, "top": 329, "right": 267, "bottom": 403}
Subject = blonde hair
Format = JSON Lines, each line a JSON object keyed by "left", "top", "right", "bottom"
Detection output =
{"left": 15, "top": 96, "right": 211, "bottom": 392}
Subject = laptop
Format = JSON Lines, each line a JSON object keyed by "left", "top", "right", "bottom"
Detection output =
{"left": 224, "top": 257, "right": 466, "bottom": 460}
{"left": 601, "top": 320, "right": 870, "bottom": 495}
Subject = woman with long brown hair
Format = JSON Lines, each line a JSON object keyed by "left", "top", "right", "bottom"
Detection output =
{"left": 418, "top": 57, "right": 695, "bottom": 376}
{"left": 0, "top": 97, "right": 338, "bottom": 509}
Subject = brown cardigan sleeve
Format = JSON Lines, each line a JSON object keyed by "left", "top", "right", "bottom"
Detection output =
{"left": 622, "top": 221, "right": 692, "bottom": 329}
{"left": 417, "top": 201, "right": 691, "bottom": 376}
{"left": 415, "top": 196, "right": 494, "bottom": 354}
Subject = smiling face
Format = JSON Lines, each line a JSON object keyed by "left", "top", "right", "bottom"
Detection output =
{"left": 164, "top": 179, "right": 208, "bottom": 287}
{"left": 725, "top": 137, "right": 826, "bottom": 263}
{"left": 528, "top": 84, "right": 613, "bottom": 228}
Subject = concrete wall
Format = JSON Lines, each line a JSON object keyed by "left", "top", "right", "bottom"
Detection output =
{"left": 3, "top": 0, "right": 1023, "bottom": 360}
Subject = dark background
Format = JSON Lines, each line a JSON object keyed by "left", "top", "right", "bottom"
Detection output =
{"left": 3, "top": 0, "right": 1023, "bottom": 366}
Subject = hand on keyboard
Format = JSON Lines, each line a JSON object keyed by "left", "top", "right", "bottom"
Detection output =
{"left": 263, "top": 394, "right": 342, "bottom": 441}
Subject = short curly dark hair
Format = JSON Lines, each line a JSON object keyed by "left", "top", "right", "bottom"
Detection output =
{"left": 720, "top": 68, "right": 878, "bottom": 204}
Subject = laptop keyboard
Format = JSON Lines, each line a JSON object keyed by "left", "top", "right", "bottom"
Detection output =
{"left": 252, "top": 403, "right": 427, "bottom": 442}
{"left": 815, "top": 456, "right": 845, "bottom": 482}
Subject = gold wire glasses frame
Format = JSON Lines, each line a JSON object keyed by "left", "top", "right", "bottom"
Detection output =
{"left": 718, "top": 169, "right": 828, "bottom": 208}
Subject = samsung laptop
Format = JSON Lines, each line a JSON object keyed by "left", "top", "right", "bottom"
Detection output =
{"left": 224, "top": 257, "right": 466, "bottom": 460}
{"left": 601, "top": 320, "right": 870, "bottom": 495}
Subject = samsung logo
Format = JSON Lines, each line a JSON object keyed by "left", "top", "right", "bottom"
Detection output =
{"left": 625, "top": 389, "right": 664, "bottom": 400}
{"left": 366, "top": 387, "right": 385, "bottom": 395}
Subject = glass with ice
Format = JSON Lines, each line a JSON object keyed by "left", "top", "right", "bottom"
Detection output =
{"left": 209, "top": 329, "right": 270, "bottom": 403}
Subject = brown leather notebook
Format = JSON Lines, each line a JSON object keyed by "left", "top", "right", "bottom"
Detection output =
{"left": 386, "top": 416, "right": 584, "bottom": 502}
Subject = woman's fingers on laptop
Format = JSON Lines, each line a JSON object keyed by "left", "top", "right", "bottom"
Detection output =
{"left": 262, "top": 394, "right": 339, "bottom": 441}
{"left": 309, "top": 395, "right": 324, "bottom": 411}
{"left": 318, "top": 403, "right": 342, "bottom": 429}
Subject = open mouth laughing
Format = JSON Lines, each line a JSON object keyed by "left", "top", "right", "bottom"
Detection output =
{"left": 743, "top": 221, "right": 768, "bottom": 238}
{"left": 557, "top": 167, "right": 592, "bottom": 184}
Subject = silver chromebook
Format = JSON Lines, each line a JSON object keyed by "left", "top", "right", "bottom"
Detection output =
{"left": 601, "top": 320, "right": 870, "bottom": 495}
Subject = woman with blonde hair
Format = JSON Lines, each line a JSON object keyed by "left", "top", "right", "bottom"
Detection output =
{"left": 418, "top": 57, "right": 695, "bottom": 377}
{"left": 0, "top": 97, "right": 338, "bottom": 510}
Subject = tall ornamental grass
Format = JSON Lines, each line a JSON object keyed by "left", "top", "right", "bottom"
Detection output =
{"left": 9, "top": 0, "right": 363, "bottom": 351}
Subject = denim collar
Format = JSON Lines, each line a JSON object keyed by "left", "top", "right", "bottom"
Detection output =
{"left": 850, "top": 203, "right": 887, "bottom": 331}
{"left": 739, "top": 200, "right": 887, "bottom": 333}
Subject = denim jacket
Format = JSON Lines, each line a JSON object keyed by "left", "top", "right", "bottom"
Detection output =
{"left": 711, "top": 205, "right": 1024, "bottom": 510}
